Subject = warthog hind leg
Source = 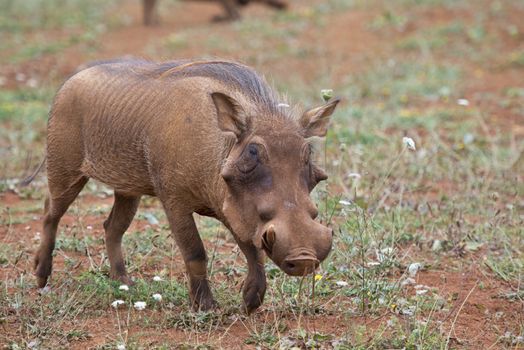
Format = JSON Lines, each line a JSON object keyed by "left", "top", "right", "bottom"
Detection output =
{"left": 35, "top": 175, "right": 88, "bottom": 288}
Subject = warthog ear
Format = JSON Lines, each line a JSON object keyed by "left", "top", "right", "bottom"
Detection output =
{"left": 211, "top": 92, "right": 247, "bottom": 139}
{"left": 300, "top": 97, "right": 341, "bottom": 138}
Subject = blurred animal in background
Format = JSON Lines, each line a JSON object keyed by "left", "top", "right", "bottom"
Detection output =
{"left": 142, "top": 0, "right": 288, "bottom": 25}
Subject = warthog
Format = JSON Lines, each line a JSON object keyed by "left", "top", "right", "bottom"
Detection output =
{"left": 27, "top": 59, "right": 340, "bottom": 313}
{"left": 142, "top": 0, "right": 288, "bottom": 25}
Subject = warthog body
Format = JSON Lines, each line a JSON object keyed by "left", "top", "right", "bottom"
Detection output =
{"left": 142, "top": 0, "right": 287, "bottom": 25}
{"left": 33, "top": 59, "right": 339, "bottom": 312}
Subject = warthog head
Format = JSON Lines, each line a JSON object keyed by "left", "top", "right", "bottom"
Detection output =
{"left": 213, "top": 92, "right": 340, "bottom": 276}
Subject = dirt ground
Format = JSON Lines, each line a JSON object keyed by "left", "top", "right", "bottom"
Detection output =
{"left": 1, "top": 0, "right": 523, "bottom": 349}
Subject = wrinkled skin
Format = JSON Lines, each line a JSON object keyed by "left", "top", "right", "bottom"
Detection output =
{"left": 30, "top": 59, "right": 340, "bottom": 314}
{"left": 142, "top": 0, "right": 288, "bottom": 25}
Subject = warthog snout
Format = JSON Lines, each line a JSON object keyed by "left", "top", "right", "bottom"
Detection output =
{"left": 261, "top": 223, "right": 333, "bottom": 276}
{"left": 282, "top": 255, "right": 320, "bottom": 276}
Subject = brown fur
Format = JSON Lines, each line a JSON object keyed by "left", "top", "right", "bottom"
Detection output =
{"left": 33, "top": 58, "right": 340, "bottom": 313}
{"left": 142, "top": 0, "right": 288, "bottom": 25}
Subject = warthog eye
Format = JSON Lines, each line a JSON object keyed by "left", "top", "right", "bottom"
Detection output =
{"left": 236, "top": 143, "right": 260, "bottom": 173}
{"left": 248, "top": 144, "right": 258, "bottom": 157}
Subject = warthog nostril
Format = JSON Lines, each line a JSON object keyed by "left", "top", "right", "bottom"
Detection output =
{"left": 261, "top": 225, "right": 276, "bottom": 254}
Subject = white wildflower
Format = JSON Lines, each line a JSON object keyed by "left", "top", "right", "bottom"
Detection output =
{"left": 119, "top": 284, "right": 129, "bottom": 292}
{"left": 335, "top": 281, "right": 349, "bottom": 287}
{"left": 408, "top": 262, "right": 423, "bottom": 277}
{"left": 347, "top": 172, "right": 362, "bottom": 179}
{"left": 26, "top": 78, "right": 38, "bottom": 88}
{"left": 111, "top": 299, "right": 125, "bottom": 308}
{"left": 414, "top": 284, "right": 430, "bottom": 289}
{"left": 133, "top": 301, "right": 147, "bottom": 310}
{"left": 367, "top": 261, "right": 381, "bottom": 267}
{"left": 152, "top": 293, "right": 162, "bottom": 302}
{"left": 38, "top": 286, "right": 51, "bottom": 295}
{"left": 143, "top": 212, "right": 159, "bottom": 226}
{"left": 402, "top": 136, "right": 416, "bottom": 151}
{"left": 338, "top": 199, "right": 352, "bottom": 206}
{"left": 15, "top": 73, "right": 26, "bottom": 82}
{"left": 86, "top": 225, "right": 93, "bottom": 230}
{"left": 117, "top": 344, "right": 126, "bottom": 350}
{"left": 431, "top": 239, "right": 443, "bottom": 252}
{"left": 27, "top": 340, "right": 39, "bottom": 349}
{"left": 457, "top": 98, "right": 469, "bottom": 106}
{"left": 376, "top": 247, "right": 394, "bottom": 262}
{"left": 416, "top": 289, "right": 428, "bottom": 295}
{"left": 463, "top": 133, "right": 474, "bottom": 145}
{"left": 401, "top": 277, "right": 416, "bottom": 287}
{"left": 153, "top": 275, "right": 163, "bottom": 282}
{"left": 401, "top": 306, "right": 416, "bottom": 316}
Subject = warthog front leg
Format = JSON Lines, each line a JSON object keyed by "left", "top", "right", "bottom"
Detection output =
{"left": 163, "top": 206, "right": 216, "bottom": 311}
{"left": 236, "top": 239, "right": 266, "bottom": 314}
{"left": 103, "top": 192, "right": 141, "bottom": 285}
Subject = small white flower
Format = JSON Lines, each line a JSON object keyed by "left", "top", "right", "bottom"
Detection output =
{"left": 153, "top": 275, "right": 163, "bottom": 282}
{"left": 152, "top": 293, "right": 162, "bottom": 302}
{"left": 38, "top": 286, "right": 51, "bottom": 295}
{"left": 401, "top": 277, "right": 416, "bottom": 287}
{"left": 143, "top": 212, "right": 159, "bottom": 226}
{"left": 338, "top": 200, "right": 352, "bottom": 206}
{"left": 277, "top": 103, "right": 290, "bottom": 108}
{"left": 408, "top": 262, "right": 423, "bottom": 277}
{"left": 335, "top": 281, "right": 349, "bottom": 287}
{"left": 15, "top": 73, "right": 26, "bottom": 82}
{"left": 26, "top": 78, "right": 38, "bottom": 88}
{"left": 86, "top": 225, "right": 93, "bottom": 230}
{"left": 376, "top": 247, "right": 394, "bottom": 262}
{"left": 111, "top": 299, "right": 125, "bottom": 308}
{"left": 117, "top": 344, "right": 126, "bottom": 350}
{"left": 414, "top": 284, "right": 430, "bottom": 289}
{"left": 401, "top": 306, "right": 416, "bottom": 316}
{"left": 463, "top": 133, "right": 474, "bottom": 145}
{"left": 402, "top": 137, "right": 416, "bottom": 151}
{"left": 416, "top": 289, "right": 428, "bottom": 295}
{"left": 134, "top": 301, "right": 147, "bottom": 310}
{"left": 457, "top": 98, "right": 469, "bottom": 106}
{"left": 27, "top": 340, "right": 39, "bottom": 349}
{"left": 347, "top": 172, "right": 362, "bottom": 179}
{"left": 119, "top": 284, "right": 129, "bottom": 291}
{"left": 367, "top": 261, "right": 381, "bottom": 267}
